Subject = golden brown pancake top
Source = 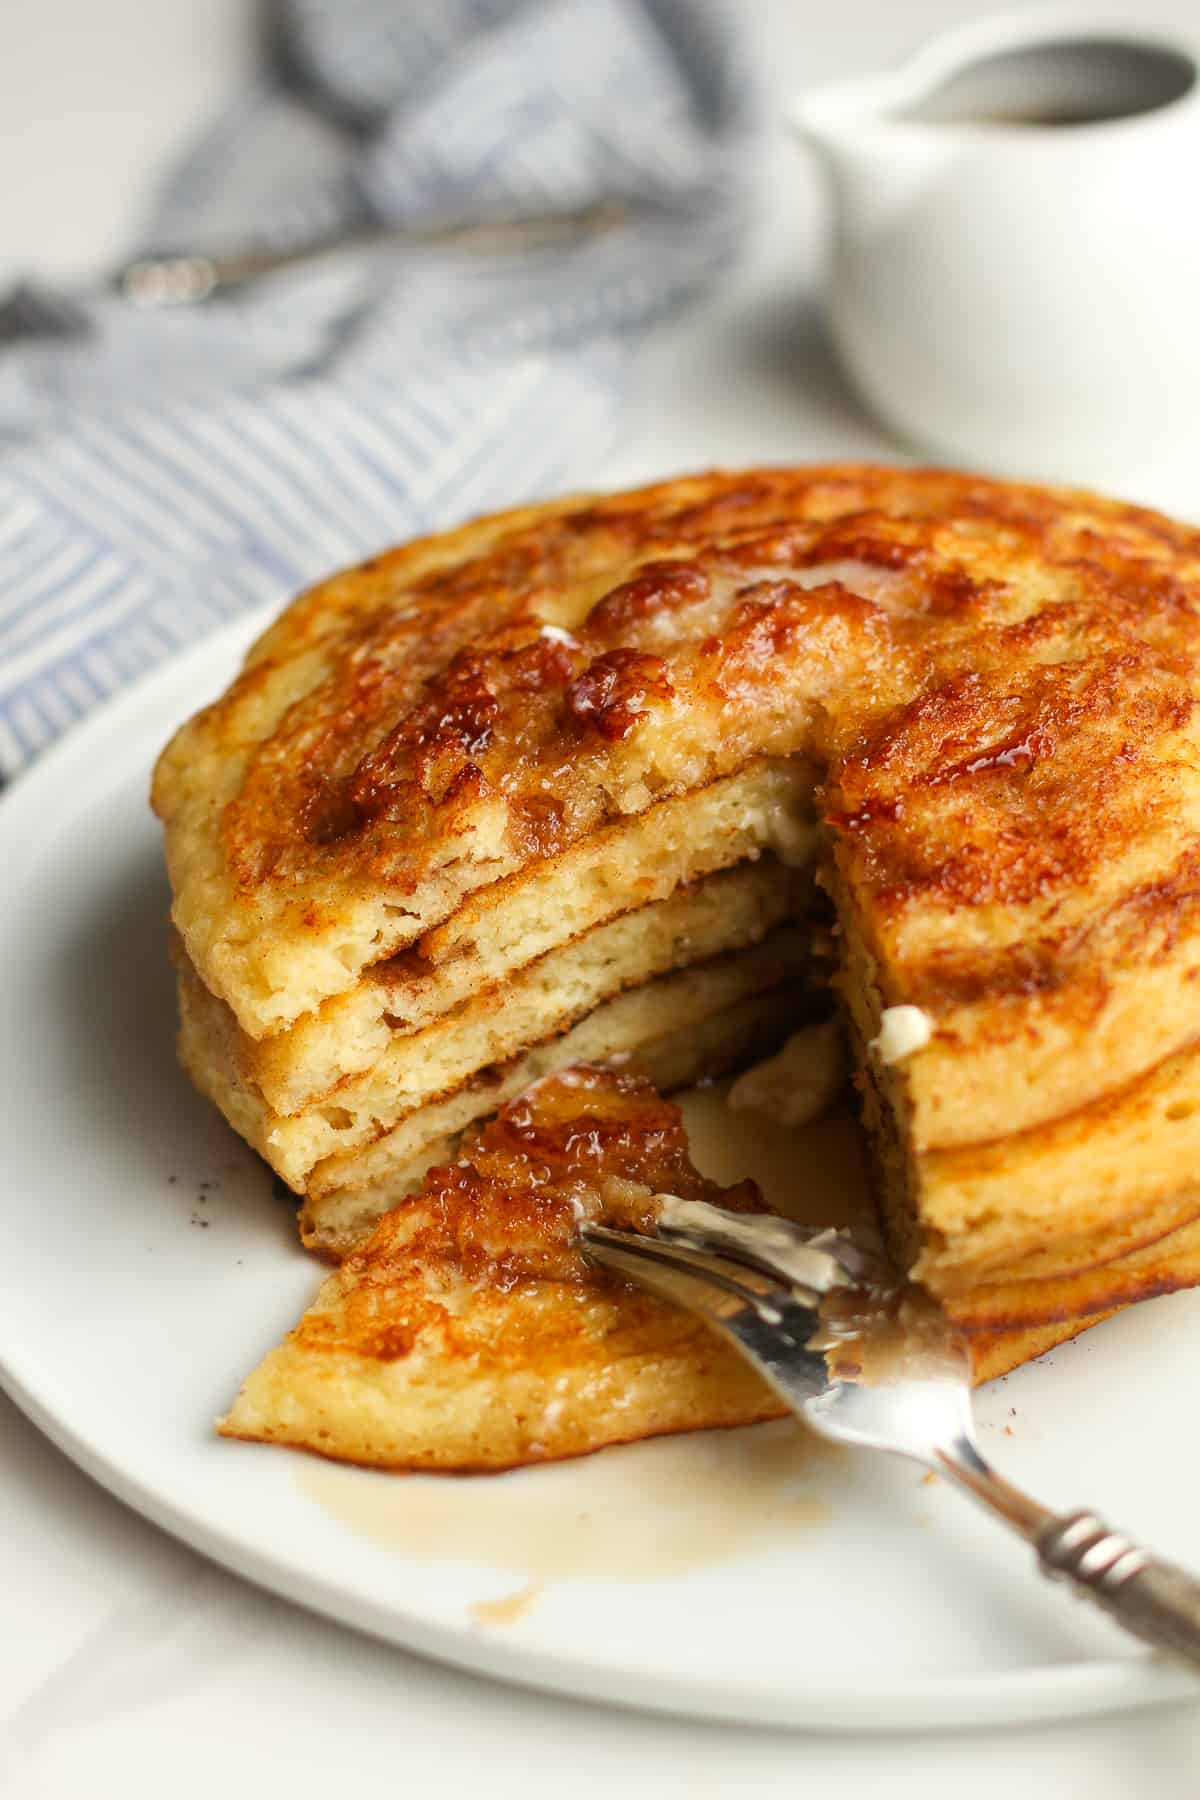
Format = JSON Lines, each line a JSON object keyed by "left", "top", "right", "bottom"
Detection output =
{"left": 180, "top": 467, "right": 1199, "bottom": 897}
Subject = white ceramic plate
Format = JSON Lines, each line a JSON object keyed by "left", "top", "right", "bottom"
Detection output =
{"left": 0, "top": 612, "right": 1196, "bottom": 1732}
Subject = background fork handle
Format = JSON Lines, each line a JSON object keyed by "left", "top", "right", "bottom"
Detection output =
{"left": 1036, "top": 1511, "right": 1200, "bottom": 1669}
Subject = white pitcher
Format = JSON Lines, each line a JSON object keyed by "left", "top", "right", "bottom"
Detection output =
{"left": 792, "top": 8, "right": 1200, "bottom": 487}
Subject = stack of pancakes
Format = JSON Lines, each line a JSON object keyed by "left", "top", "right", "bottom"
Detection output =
{"left": 157, "top": 465, "right": 1200, "bottom": 1456}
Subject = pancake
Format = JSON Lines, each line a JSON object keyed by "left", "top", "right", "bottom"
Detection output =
{"left": 160, "top": 464, "right": 1200, "bottom": 1405}
{"left": 177, "top": 892, "right": 811, "bottom": 1185}
{"left": 219, "top": 1068, "right": 1134, "bottom": 1471}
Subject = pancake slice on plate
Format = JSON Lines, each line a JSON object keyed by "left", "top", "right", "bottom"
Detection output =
{"left": 219, "top": 1069, "right": 786, "bottom": 1470}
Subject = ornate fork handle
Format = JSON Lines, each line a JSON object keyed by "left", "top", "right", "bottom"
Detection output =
{"left": 1036, "top": 1511, "right": 1200, "bottom": 1665}
{"left": 934, "top": 1436, "right": 1200, "bottom": 1668}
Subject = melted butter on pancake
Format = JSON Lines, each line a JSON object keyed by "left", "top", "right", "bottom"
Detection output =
{"left": 871, "top": 1005, "right": 933, "bottom": 1065}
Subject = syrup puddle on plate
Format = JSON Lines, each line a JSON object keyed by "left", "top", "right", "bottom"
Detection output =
{"left": 301, "top": 1420, "right": 841, "bottom": 1625}
{"left": 470, "top": 1584, "right": 540, "bottom": 1627}
{"left": 299, "top": 1083, "right": 868, "bottom": 1624}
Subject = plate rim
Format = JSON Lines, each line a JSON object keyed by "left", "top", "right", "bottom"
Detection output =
{"left": 0, "top": 612, "right": 1193, "bottom": 1732}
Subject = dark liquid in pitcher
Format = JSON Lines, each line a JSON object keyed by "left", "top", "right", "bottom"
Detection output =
{"left": 938, "top": 107, "right": 1124, "bottom": 128}
{"left": 908, "top": 38, "right": 1195, "bottom": 130}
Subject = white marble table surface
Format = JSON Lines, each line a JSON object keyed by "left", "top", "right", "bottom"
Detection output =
{"left": 4, "top": 2, "right": 1200, "bottom": 1793}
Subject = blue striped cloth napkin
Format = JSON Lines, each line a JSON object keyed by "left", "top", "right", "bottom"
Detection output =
{"left": 0, "top": 0, "right": 754, "bottom": 777}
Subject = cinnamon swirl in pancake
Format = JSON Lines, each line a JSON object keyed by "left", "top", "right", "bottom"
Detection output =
{"left": 156, "top": 464, "right": 1200, "bottom": 1416}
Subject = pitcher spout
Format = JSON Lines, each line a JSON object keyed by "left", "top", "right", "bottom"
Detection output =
{"left": 791, "top": 76, "right": 959, "bottom": 236}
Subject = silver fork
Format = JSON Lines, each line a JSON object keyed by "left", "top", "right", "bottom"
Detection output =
{"left": 579, "top": 1199, "right": 1200, "bottom": 1670}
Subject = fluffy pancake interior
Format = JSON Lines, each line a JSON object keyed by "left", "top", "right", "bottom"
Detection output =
{"left": 251, "top": 758, "right": 818, "bottom": 1115}
{"left": 178, "top": 890, "right": 814, "bottom": 1190}
{"left": 208, "top": 853, "right": 811, "bottom": 1151}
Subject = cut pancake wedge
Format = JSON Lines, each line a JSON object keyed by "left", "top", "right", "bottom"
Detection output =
{"left": 220, "top": 1069, "right": 1148, "bottom": 1472}
{"left": 220, "top": 1071, "right": 787, "bottom": 1471}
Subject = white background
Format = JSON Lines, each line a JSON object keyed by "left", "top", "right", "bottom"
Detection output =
{"left": 3, "top": 1, "right": 1200, "bottom": 1793}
